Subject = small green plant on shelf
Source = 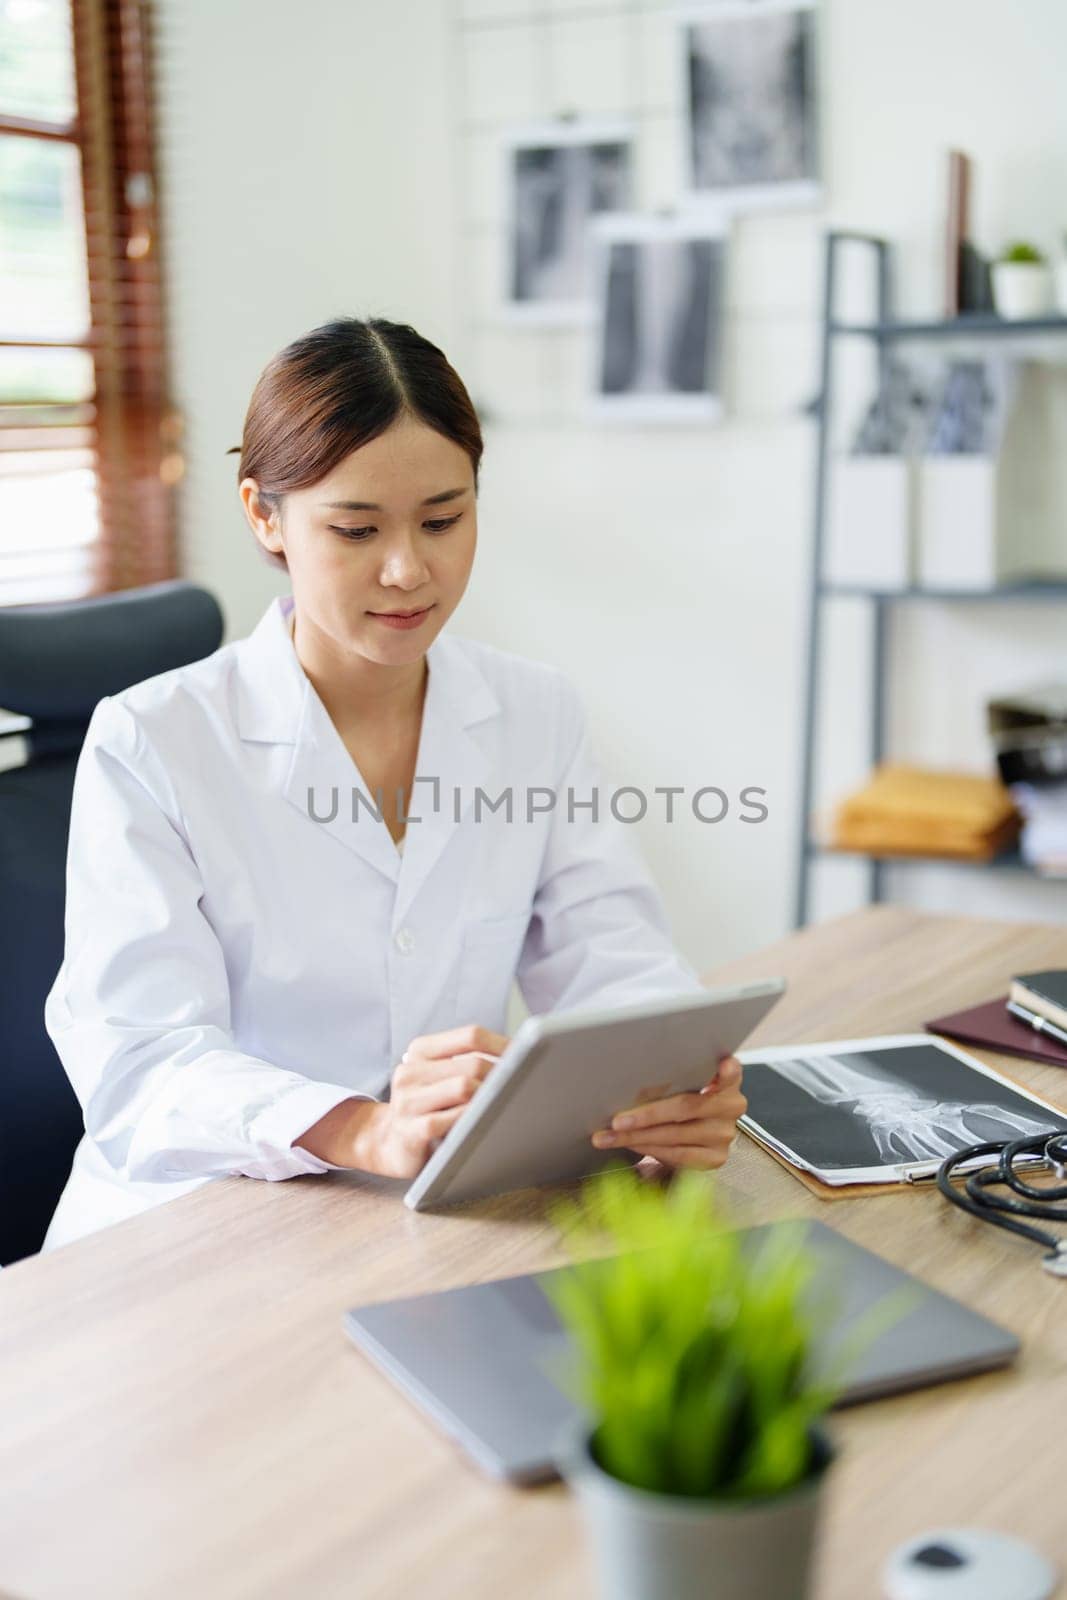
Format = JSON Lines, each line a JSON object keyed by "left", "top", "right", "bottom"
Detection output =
{"left": 999, "top": 241, "right": 1046, "bottom": 264}
{"left": 545, "top": 1167, "right": 844, "bottom": 1500}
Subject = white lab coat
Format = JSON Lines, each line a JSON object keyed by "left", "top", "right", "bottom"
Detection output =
{"left": 42, "top": 594, "right": 703, "bottom": 1249}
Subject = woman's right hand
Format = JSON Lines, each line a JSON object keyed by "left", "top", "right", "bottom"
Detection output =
{"left": 295, "top": 1023, "right": 509, "bottom": 1178}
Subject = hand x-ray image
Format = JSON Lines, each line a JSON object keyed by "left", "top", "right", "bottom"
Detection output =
{"left": 741, "top": 1039, "right": 1067, "bottom": 1178}
{"left": 682, "top": 0, "right": 819, "bottom": 207}
{"left": 592, "top": 217, "right": 725, "bottom": 421}
{"left": 507, "top": 123, "right": 632, "bottom": 320}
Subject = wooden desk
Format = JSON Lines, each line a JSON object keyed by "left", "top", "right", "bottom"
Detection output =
{"left": 2, "top": 907, "right": 1067, "bottom": 1600}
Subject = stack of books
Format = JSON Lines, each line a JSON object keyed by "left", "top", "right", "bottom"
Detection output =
{"left": 831, "top": 763, "right": 1019, "bottom": 861}
{"left": 928, "top": 970, "right": 1067, "bottom": 1067}
{"left": 1011, "top": 783, "right": 1067, "bottom": 877}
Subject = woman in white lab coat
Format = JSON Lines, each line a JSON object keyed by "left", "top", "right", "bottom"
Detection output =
{"left": 42, "top": 317, "right": 746, "bottom": 1250}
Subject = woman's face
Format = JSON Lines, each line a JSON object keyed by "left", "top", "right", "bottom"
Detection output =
{"left": 241, "top": 415, "right": 477, "bottom": 665}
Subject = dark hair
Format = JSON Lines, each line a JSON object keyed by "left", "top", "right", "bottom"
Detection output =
{"left": 231, "top": 317, "right": 484, "bottom": 570}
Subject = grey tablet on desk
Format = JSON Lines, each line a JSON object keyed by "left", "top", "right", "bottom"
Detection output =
{"left": 403, "top": 977, "right": 786, "bottom": 1211}
{"left": 344, "top": 1221, "right": 1019, "bottom": 1485}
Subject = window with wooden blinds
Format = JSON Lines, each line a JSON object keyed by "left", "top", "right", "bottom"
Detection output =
{"left": 0, "top": 0, "right": 179, "bottom": 606}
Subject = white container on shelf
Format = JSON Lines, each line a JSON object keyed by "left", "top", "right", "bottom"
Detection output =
{"left": 1055, "top": 257, "right": 1067, "bottom": 316}
{"left": 991, "top": 260, "right": 1053, "bottom": 320}
{"left": 917, "top": 361, "right": 1067, "bottom": 591}
{"left": 917, "top": 457, "right": 1007, "bottom": 590}
{"left": 824, "top": 455, "right": 914, "bottom": 591}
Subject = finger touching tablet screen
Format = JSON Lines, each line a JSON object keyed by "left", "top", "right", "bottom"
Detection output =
{"left": 404, "top": 978, "right": 785, "bottom": 1211}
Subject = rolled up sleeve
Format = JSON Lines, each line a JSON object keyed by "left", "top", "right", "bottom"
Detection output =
{"left": 44, "top": 697, "right": 363, "bottom": 1186}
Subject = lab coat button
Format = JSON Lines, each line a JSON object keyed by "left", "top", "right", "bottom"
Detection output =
{"left": 394, "top": 926, "right": 415, "bottom": 955}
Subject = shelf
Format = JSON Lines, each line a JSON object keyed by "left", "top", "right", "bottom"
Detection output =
{"left": 805, "top": 841, "right": 1045, "bottom": 876}
{"left": 830, "top": 313, "right": 1067, "bottom": 341}
{"left": 819, "top": 577, "right": 1067, "bottom": 603}
{"left": 795, "top": 229, "right": 1067, "bottom": 925}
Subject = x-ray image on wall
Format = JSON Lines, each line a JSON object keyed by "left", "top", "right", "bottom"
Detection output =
{"left": 591, "top": 215, "right": 725, "bottom": 422}
{"left": 505, "top": 120, "right": 633, "bottom": 322}
{"left": 680, "top": 0, "right": 819, "bottom": 210}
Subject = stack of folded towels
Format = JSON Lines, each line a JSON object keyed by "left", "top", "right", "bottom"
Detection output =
{"left": 832, "top": 764, "right": 1020, "bottom": 860}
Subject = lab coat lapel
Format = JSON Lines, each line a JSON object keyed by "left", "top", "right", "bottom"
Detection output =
{"left": 281, "top": 682, "right": 404, "bottom": 886}
{"left": 236, "top": 596, "right": 400, "bottom": 886}
{"left": 391, "top": 632, "right": 497, "bottom": 926}
{"left": 235, "top": 598, "right": 500, "bottom": 903}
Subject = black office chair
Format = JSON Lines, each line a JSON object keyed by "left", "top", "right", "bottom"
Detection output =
{"left": 0, "top": 580, "right": 224, "bottom": 1265}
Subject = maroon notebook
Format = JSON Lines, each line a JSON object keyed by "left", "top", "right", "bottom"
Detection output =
{"left": 926, "top": 996, "right": 1067, "bottom": 1067}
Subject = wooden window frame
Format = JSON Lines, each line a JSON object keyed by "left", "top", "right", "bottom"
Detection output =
{"left": 0, "top": 0, "right": 178, "bottom": 603}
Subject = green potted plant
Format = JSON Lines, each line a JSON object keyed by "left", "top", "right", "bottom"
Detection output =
{"left": 991, "top": 241, "right": 1052, "bottom": 320}
{"left": 545, "top": 1170, "right": 844, "bottom": 1600}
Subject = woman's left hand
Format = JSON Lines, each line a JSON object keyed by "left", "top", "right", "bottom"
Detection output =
{"left": 591, "top": 1054, "right": 747, "bottom": 1171}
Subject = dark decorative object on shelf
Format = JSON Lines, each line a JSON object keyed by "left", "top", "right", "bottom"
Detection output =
{"left": 988, "top": 684, "right": 1067, "bottom": 787}
{"left": 942, "top": 150, "right": 994, "bottom": 315}
{"left": 958, "top": 242, "right": 994, "bottom": 314}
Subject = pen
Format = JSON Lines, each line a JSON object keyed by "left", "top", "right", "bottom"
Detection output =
{"left": 1006, "top": 999, "right": 1067, "bottom": 1049}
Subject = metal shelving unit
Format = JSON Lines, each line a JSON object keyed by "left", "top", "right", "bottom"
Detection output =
{"left": 795, "top": 230, "right": 1067, "bottom": 927}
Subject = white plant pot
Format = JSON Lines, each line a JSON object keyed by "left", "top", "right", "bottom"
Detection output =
{"left": 1055, "top": 259, "right": 1067, "bottom": 317}
{"left": 558, "top": 1423, "right": 834, "bottom": 1600}
{"left": 991, "top": 261, "right": 1052, "bottom": 320}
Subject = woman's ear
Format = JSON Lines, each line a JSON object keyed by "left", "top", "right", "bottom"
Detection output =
{"left": 239, "top": 477, "right": 285, "bottom": 561}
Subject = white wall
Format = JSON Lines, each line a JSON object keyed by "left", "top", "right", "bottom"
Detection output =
{"left": 154, "top": 0, "right": 462, "bottom": 626}
{"left": 156, "top": 0, "right": 1067, "bottom": 977}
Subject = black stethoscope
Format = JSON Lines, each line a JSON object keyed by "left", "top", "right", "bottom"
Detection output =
{"left": 937, "top": 1131, "right": 1067, "bottom": 1277}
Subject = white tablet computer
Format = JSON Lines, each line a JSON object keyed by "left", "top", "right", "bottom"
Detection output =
{"left": 403, "top": 977, "right": 785, "bottom": 1211}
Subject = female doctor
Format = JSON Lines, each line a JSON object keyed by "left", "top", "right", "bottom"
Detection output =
{"left": 42, "top": 317, "right": 746, "bottom": 1250}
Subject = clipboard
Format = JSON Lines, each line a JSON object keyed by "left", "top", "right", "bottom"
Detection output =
{"left": 743, "top": 1124, "right": 932, "bottom": 1202}
{"left": 737, "top": 1032, "right": 1067, "bottom": 1198}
